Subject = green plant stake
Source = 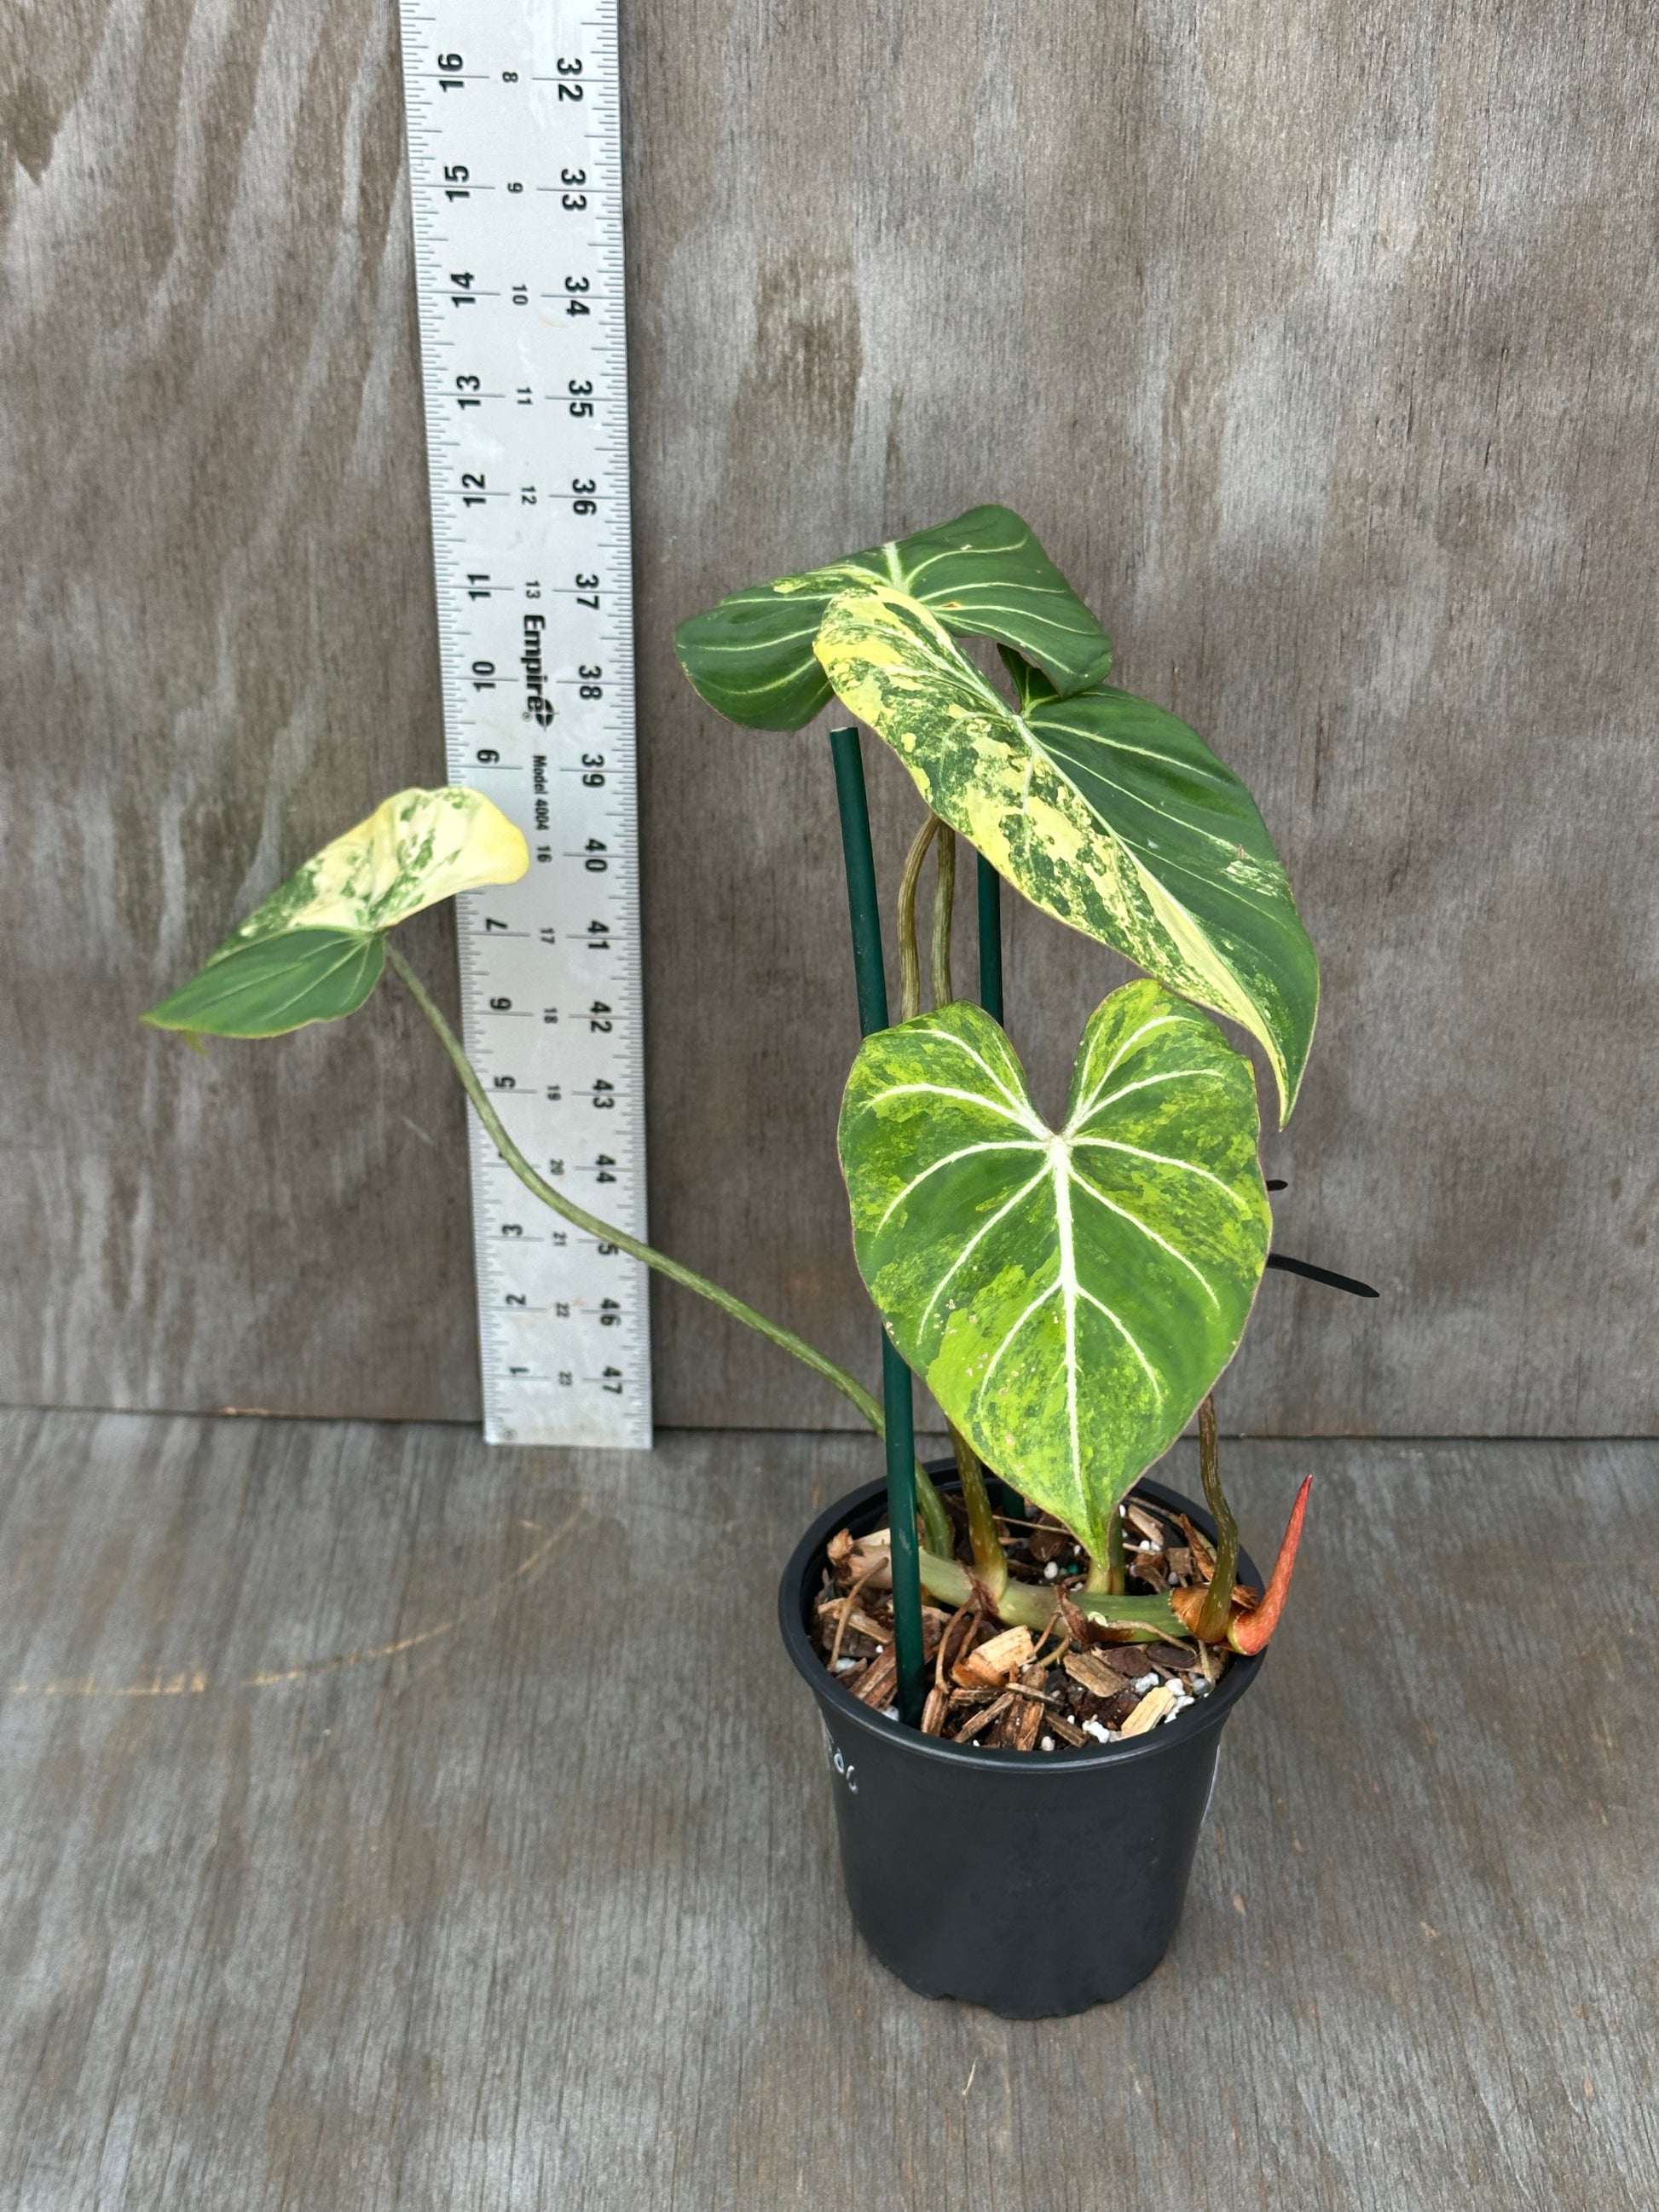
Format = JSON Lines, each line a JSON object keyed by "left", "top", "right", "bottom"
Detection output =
{"left": 976, "top": 851, "right": 1003, "bottom": 1025}
{"left": 828, "top": 726, "right": 888, "bottom": 1041}
{"left": 879, "top": 1335, "right": 924, "bottom": 1725}
{"left": 829, "top": 724, "right": 928, "bottom": 1728}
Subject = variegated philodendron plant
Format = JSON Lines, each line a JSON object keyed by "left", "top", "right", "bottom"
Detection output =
{"left": 147, "top": 505, "right": 1319, "bottom": 1662}
{"left": 676, "top": 505, "right": 1321, "bottom": 1651}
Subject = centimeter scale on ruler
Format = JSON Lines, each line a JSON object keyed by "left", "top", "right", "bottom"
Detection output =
{"left": 399, "top": 1, "right": 651, "bottom": 1447}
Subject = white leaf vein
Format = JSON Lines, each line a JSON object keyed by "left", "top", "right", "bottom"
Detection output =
{"left": 877, "top": 1141, "right": 1044, "bottom": 1228}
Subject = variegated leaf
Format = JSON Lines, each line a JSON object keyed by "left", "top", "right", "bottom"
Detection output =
{"left": 814, "top": 586, "right": 1318, "bottom": 1119}
{"left": 218, "top": 785, "right": 529, "bottom": 945}
{"left": 838, "top": 985, "right": 1270, "bottom": 1562}
{"left": 142, "top": 787, "right": 528, "bottom": 1039}
{"left": 673, "top": 505, "right": 1113, "bottom": 729}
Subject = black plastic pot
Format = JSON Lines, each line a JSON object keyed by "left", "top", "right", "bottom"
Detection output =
{"left": 779, "top": 1465, "right": 1264, "bottom": 2017}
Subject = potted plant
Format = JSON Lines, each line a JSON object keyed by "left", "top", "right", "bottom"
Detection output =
{"left": 146, "top": 505, "right": 1368, "bottom": 2018}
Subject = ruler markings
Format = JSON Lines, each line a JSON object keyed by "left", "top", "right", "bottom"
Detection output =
{"left": 398, "top": 0, "right": 651, "bottom": 1447}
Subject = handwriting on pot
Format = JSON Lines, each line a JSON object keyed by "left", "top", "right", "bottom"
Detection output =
{"left": 821, "top": 1723, "right": 858, "bottom": 1794}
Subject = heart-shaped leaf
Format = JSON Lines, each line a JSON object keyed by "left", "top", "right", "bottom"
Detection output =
{"left": 142, "top": 787, "right": 528, "bottom": 1039}
{"left": 673, "top": 505, "right": 1113, "bottom": 729}
{"left": 839, "top": 984, "right": 1270, "bottom": 1560}
{"left": 814, "top": 587, "right": 1318, "bottom": 1119}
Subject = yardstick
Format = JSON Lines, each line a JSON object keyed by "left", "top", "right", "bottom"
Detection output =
{"left": 397, "top": 2, "right": 651, "bottom": 1447}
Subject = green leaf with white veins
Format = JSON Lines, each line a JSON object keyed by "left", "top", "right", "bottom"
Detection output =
{"left": 673, "top": 505, "right": 1113, "bottom": 729}
{"left": 814, "top": 586, "right": 1319, "bottom": 1120}
{"left": 839, "top": 985, "right": 1270, "bottom": 1562}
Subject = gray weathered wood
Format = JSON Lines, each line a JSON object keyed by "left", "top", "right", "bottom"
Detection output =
{"left": 3, "top": 3, "right": 1656, "bottom": 1429}
{"left": 0, "top": 0, "right": 478, "bottom": 1420}
{"left": 1, "top": 1411, "right": 1654, "bottom": 2209}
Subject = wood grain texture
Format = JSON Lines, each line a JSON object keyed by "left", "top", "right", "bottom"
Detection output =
{"left": 0, "top": 0, "right": 479, "bottom": 1418}
{"left": 1, "top": 1412, "right": 1654, "bottom": 2209}
{"left": 2, "top": 2, "right": 1656, "bottom": 1429}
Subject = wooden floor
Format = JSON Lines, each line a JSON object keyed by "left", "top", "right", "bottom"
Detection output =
{"left": 0, "top": 1413, "right": 1652, "bottom": 2211}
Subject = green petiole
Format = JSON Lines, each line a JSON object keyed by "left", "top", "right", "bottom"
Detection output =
{"left": 386, "top": 941, "right": 953, "bottom": 1549}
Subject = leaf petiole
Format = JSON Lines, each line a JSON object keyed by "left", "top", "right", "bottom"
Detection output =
{"left": 896, "top": 814, "right": 939, "bottom": 1025}
{"left": 1195, "top": 1394, "right": 1238, "bottom": 1645}
{"left": 950, "top": 1424, "right": 1009, "bottom": 1603}
{"left": 385, "top": 940, "right": 950, "bottom": 1540}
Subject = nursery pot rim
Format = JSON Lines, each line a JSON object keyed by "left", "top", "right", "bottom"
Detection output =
{"left": 779, "top": 1464, "right": 1264, "bottom": 1775}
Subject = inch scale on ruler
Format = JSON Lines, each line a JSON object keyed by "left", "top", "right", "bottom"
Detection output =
{"left": 399, "top": 1, "right": 650, "bottom": 1447}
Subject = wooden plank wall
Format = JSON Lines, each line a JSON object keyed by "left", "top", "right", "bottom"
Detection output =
{"left": 3, "top": 0, "right": 1654, "bottom": 1433}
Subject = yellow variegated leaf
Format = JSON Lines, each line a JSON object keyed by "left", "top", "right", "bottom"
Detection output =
{"left": 142, "top": 787, "right": 528, "bottom": 1039}
{"left": 223, "top": 785, "right": 529, "bottom": 948}
{"left": 814, "top": 587, "right": 1319, "bottom": 1120}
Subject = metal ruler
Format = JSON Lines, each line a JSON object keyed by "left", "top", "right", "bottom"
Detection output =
{"left": 398, "top": 0, "right": 651, "bottom": 1447}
